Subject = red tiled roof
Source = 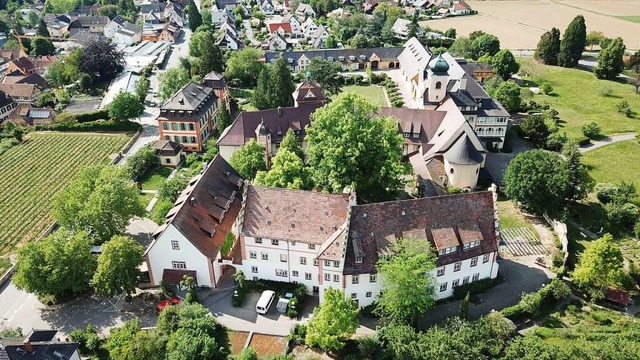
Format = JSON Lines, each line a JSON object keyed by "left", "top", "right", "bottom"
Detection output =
{"left": 268, "top": 22, "right": 291, "bottom": 34}
{"left": 605, "top": 288, "right": 630, "bottom": 305}
{"left": 344, "top": 191, "right": 498, "bottom": 274}
{"left": 242, "top": 185, "right": 351, "bottom": 244}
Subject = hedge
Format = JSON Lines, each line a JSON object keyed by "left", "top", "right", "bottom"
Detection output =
{"left": 34, "top": 120, "right": 142, "bottom": 132}
{"left": 75, "top": 109, "right": 110, "bottom": 123}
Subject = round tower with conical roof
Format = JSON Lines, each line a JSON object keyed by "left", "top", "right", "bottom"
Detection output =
{"left": 426, "top": 54, "right": 450, "bottom": 103}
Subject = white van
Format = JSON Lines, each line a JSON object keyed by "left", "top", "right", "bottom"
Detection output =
{"left": 256, "top": 290, "right": 275, "bottom": 314}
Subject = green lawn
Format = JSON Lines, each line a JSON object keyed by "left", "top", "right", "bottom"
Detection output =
{"left": 497, "top": 198, "right": 539, "bottom": 236}
{"left": 139, "top": 165, "right": 172, "bottom": 190}
{"left": 518, "top": 59, "right": 640, "bottom": 138}
{"left": 581, "top": 140, "right": 640, "bottom": 192}
{"left": 138, "top": 192, "right": 155, "bottom": 209}
{"left": 617, "top": 15, "right": 640, "bottom": 23}
{"left": 335, "top": 85, "right": 389, "bottom": 107}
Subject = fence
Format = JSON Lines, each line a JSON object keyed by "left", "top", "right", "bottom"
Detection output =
{"left": 543, "top": 213, "right": 569, "bottom": 265}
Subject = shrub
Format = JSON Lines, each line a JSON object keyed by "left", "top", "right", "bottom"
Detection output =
{"left": 605, "top": 202, "right": 639, "bottom": 235}
{"left": 184, "top": 153, "right": 197, "bottom": 167}
{"left": 600, "top": 87, "right": 613, "bottom": 97}
{"left": 158, "top": 176, "right": 189, "bottom": 202}
{"left": 125, "top": 146, "right": 158, "bottom": 180}
{"left": 69, "top": 323, "right": 100, "bottom": 353}
{"left": 34, "top": 120, "right": 142, "bottom": 132}
{"left": 540, "top": 82, "right": 554, "bottom": 95}
{"left": 616, "top": 100, "right": 630, "bottom": 113}
{"left": 185, "top": 288, "right": 200, "bottom": 304}
{"left": 545, "top": 131, "right": 568, "bottom": 151}
{"left": 595, "top": 183, "right": 620, "bottom": 204}
{"left": 287, "top": 323, "right": 307, "bottom": 342}
{"left": 357, "top": 335, "right": 382, "bottom": 359}
{"left": 75, "top": 109, "right": 110, "bottom": 123}
{"left": 581, "top": 121, "right": 601, "bottom": 139}
{"left": 635, "top": 220, "right": 640, "bottom": 239}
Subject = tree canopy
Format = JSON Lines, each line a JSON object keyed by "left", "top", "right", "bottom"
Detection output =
{"left": 307, "top": 57, "right": 343, "bottom": 96}
{"left": 252, "top": 56, "right": 295, "bottom": 109}
{"left": 14, "top": 228, "right": 96, "bottom": 298}
{"left": 572, "top": 233, "right": 626, "bottom": 298}
{"left": 197, "top": 32, "right": 224, "bottom": 76}
{"left": 492, "top": 81, "right": 521, "bottom": 113}
{"left": 593, "top": 37, "right": 625, "bottom": 80}
{"left": 224, "top": 48, "right": 265, "bottom": 87}
{"left": 92, "top": 235, "right": 144, "bottom": 297}
{"left": 471, "top": 34, "right": 501, "bottom": 60}
{"left": 558, "top": 15, "right": 587, "bottom": 68}
{"left": 229, "top": 139, "right": 267, "bottom": 180}
{"left": 187, "top": 2, "right": 203, "bottom": 32}
{"left": 125, "top": 146, "right": 158, "bottom": 179}
{"left": 158, "top": 67, "right": 191, "bottom": 101}
{"left": 491, "top": 50, "right": 520, "bottom": 80}
{"left": 305, "top": 288, "right": 359, "bottom": 351}
{"left": 503, "top": 149, "right": 570, "bottom": 215}
{"left": 53, "top": 165, "right": 144, "bottom": 243}
{"left": 375, "top": 237, "right": 437, "bottom": 325}
{"left": 534, "top": 28, "right": 561, "bottom": 65}
{"left": 306, "top": 93, "right": 404, "bottom": 202}
{"left": 109, "top": 92, "right": 145, "bottom": 122}
{"left": 254, "top": 148, "right": 313, "bottom": 190}
{"left": 80, "top": 38, "right": 124, "bottom": 83}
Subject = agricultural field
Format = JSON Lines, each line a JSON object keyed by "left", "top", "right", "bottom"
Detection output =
{"left": 0, "top": 132, "right": 130, "bottom": 258}
{"left": 424, "top": 0, "right": 640, "bottom": 50}
{"left": 518, "top": 59, "right": 640, "bottom": 138}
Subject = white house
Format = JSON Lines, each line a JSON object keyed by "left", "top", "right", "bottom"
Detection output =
{"left": 145, "top": 156, "right": 244, "bottom": 288}
{"left": 398, "top": 37, "right": 510, "bottom": 150}
{"left": 301, "top": 17, "right": 318, "bottom": 38}
{"left": 260, "top": 0, "right": 276, "bottom": 14}
{"left": 309, "top": 25, "right": 330, "bottom": 48}
{"left": 151, "top": 139, "right": 184, "bottom": 166}
{"left": 450, "top": 0, "right": 472, "bottom": 15}
{"left": 391, "top": 18, "right": 423, "bottom": 40}
{"left": 217, "top": 28, "right": 241, "bottom": 50}
{"left": 296, "top": 3, "right": 316, "bottom": 18}
{"left": 263, "top": 33, "right": 288, "bottom": 51}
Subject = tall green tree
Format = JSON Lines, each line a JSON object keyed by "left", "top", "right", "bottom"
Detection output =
{"left": 37, "top": 19, "right": 50, "bottom": 37}
{"left": 585, "top": 31, "right": 605, "bottom": 51}
{"left": 13, "top": 228, "right": 96, "bottom": 298}
{"left": 307, "top": 57, "right": 343, "bottom": 96}
{"left": 30, "top": 38, "right": 55, "bottom": 56}
{"left": 198, "top": 33, "right": 224, "bottom": 75}
{"left": 254, "top": 149, "right": 313, "bottom": 189}
{"left": 375, "top": 237, "right": 437, "bottom": 326}
{"left": 519, "top": 114, "right": 550, "bottom": 145}
{"left": 215, "top": 105, "right": 232, "bottom": 136}
{"left": 109, "top": 92, "right": 145, "bottom": 122}
{"left": 135, "top": 74, "right": 150, "bottom": 103}
{"left": 558, "top": 15, "right": 587, "bottom": 68}
{"left": 491, "top": 49, "right": 520, "bottom": 80}
{"left": 92, "top": 235, "right": 144, "bottom": 297}
{"left": 471, "top": 34, "right": 501, "bottom": 60}
{"left": 125, "top": 146, "right": 158, "bottom": 179}
{"left": 105, "top": 319, "right": 166, "bottom": 360}
{"left": 80, "top": 38, "right": 124, "bottom": 83}
{"left": 534, "top": 27, "right": 561, "bottom": 65}
{"left": 503, "top": 149, "right": 571, "bottom": 215}
{"left": 269, "top": 56, "right": 296, "bottom": 108}
{"left": 407, "top": 12, "right": 420, "bottom": 39}
{"left": 305, "top": 288, "right": 359, "bottom": 351}
{"left": 562, "top": 140, "right": 591, "bottom": 201}
{"left": 306, "top": 93, "right": 404, "bottom": 202}
{"left": 572, "top": 234, "right": 625, "bottom": 299}
{"left": 493, "top": 81, "right": 522, "bottom": 113}
{"left": 230, "top": 139, "right": 267, "bottom": 180}
{"left": 188, "top": 2, "right": 202, "bottom": 32}
{"left": 53, "top": 165, "right": 144, "bottom": 243}
{"left": 449, "top": 37, "right": 474, "bottom": 59}
{"left": 158, "top": 67, "right": 191, "bottom": 101}
{"left": 593, "top": 37, "right": 625, "bottom": 80}
{"left": 279, "top": 128, "right": 304, "bottom": 160}
{"left": 224, "top": 48, "right": 264, "bottom": 87}
{"left": 252, "top": 69, "right": 271, "bottom": 110}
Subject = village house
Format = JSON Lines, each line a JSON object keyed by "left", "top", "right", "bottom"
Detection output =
{"left": 263, "top": 33, "right": 289, "bottom": 51}
{"left": 398, "top": 37, "right": 509, "bottom": 150}
{"left": 145, "top": 155, "right": 244, "bottom": 288}
{"left": 295, "top": 3, "right": 316, "bottom": 18}
{"left": 5, "top": 103, "right": 56, "bottom": 126}
{"left": 260, "top": 0, "right": 276, "bottom": 15}
{"left": 145, "top": 154, "right": 500, "bottom": 306}
{"left": 391, "top": 18, "right": 423, "bottom": 40}
{"left": 0, "top": 83, "right": 39, "bottom": 103}
{"left": 264, "top": 47, "right": 403, "bottom": 72}
{"left": 0, "top": 329, "right": 80, "bottom": 360}
{"left": 151, "top": 139, "right": 184, "bottom": 166}
{"left": 0, "top": 91, "right": 18, "bottom": 122}
{"left": 157, "top": 72, "right": 230, "bottom": 152}
{"left": 309, "top": 26, "right": 330, "bottom": 48}
{"left": 142, "top": 21, "right": 181, "bottom": 43}
{"left": 268, "top": 22, "right": 292, "bottom": 36}
{"left": 449, "top": 0, "right": 472, "bottom": 15}
{"left": 68, "top": 15, "right": 110, "bottom": 34}
{"left": 103, "top": 16, "right": 143, "bottom": 46}
{"left": 44, "top": 14, "right": 73, "bottom": 37}
{"left": 2, "top": 73, "right": 49, "bottom": 91}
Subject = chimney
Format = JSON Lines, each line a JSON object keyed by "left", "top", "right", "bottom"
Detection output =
{"left": 22, "top": 340, "right": 33, "bottom": 353}
{"left": 277, "top": 107, "right": 282, "bottom": 116}
{"left": 189, "top": 197, "right": 196, "bottom": 206}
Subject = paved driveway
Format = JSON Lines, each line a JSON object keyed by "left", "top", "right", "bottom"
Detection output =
{"left": 484, "top": 137, "right": 534, "bottom": 185}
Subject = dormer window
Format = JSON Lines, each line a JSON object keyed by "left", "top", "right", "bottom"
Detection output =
{"left": 355, "top": 255, "right": 363, "bottom": 263}
{"left": 463, "top": 240, "right": 481, "bottom": 249}
{"left": 438, "top": 246, "right": 457, "bottom": 255}
{"left": 403, "top": 132, "right": 410, "bottom": 138}
{"left": 338, "top": 56, "right": 345, "bottom": 61}
{"left": 327, "top": 56, "right": 334, "bottom": 61}
{"left": 412, "top": 132, "right": 419, "bottom": 139}
{"left": 348, "top": 55, "right": 355, "bottom": 61}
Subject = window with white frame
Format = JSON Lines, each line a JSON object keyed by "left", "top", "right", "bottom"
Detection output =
{"left": 249, "top": 250, "right": 257, "bottom": 259}
{"left": 292, "top": 270, "right": 299, "bottom": 277}
{"left": 472, "top": 273, "right": 480, "bottom": 282}
{"left": 324, "top": 273, "right": 330, "bottom": 281}
{"left": 439, "top": 283, "right": 447, "bottom": 292}
{"left": 272, "top": 239, "right": 279, "bottom": 246}
{"left": 366, "top": 292, "right": 372, "bottom": 298}
{"left": 351, "top": 293, "right": 357, "bottom": 299}
{"left": 470, "top": 257, "right": 478, "bottom": 267}
{"left": 464, "top": 240, "right": 481, "bottom": 249}
{"left": 171, "top": 240, "right": 180, "bottom": 250}
{"left": 452, "top": 279, "right": 460, "bottom": 288}
{"left": 370, "top": 274, "right": 377, "bottom": 283}
{"left": 438, "top": 246, "right": 457, "bottom": 255}
{"left": 462, "top": 276, "right": 470, "bottom": 285}
{"left": 437, "top": 267, "right": 445, "bottom": 276}
{"left": 324, "top": 260, "right": 331, "bottom": 266}
{"left": 275, "top": 269, "right": 287, "bottom": 277}
{"left": 454, "top": 262, "right": 461, "bottom": 272}
{"left": 300, "top": 257, "right": 307, "bottom": 265}
{"left": 172, "top": 261, "right": 186, "bottom": 269}
{"left": 261, "top": 252, "right": 268, "bottom": 260}
{"left": 333, "top": 261, "right": 339, "bottom": 268}
{"left": 280, "top": 254, "right": 288, "bottom": 262}
{"left": 313, "top": 259, "right": 319, "bottom": 266}
{"left": 251, "top": 266, "right": 258, "bottom": 273}
{"left": 352, "top": 275, "right": 359, "bottom": 284}
{"left": 305, "top": 273, "right": 312, "bottom": 280}
{"left": 333, "top": 274, "right": 339, "bottom": 282}
{"left": 483, "top": 254, "right": 490, "bottom": 263}
{"left": 255, "top": 237, "right": 262, "bottom": 244}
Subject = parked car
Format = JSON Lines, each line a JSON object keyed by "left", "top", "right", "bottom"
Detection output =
{"left": 156, "top": 297, "right": 180, "bottom": 312}
{"left": 256, "top": 290, "right": 275, "bottom": 315}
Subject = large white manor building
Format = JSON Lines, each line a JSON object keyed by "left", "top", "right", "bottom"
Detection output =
{"left": 145, "top": 156, "right": 501, "bottom": 307}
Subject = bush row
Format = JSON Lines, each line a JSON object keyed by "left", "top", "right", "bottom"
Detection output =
{"left": 501, "top": 278, "right": 571, "bottom": 321}
{"left": 75, "top": 109, "right": 110, "bottom": 123}
{"left": 33, "top": 120, "right": 142, "bottom": 133}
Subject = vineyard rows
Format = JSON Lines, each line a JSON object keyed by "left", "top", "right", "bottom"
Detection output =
{"left": 0, "top": 133, "right": 130, "bottom": 255}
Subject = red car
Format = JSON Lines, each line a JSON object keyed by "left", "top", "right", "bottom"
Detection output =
{"left": 156, "top": 297, "right": 180, "bottom": 312}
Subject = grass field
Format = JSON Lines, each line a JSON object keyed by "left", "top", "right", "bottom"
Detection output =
{"left": 0, "top": 132, "right": 130, "bottom": 256}
{"left": 582, "top": 140, "right": 640, "bottom": 191}
{"left": 139, "top": 166, "right": 172, "bottom": 190}
{"left": 519, "top": 60, "right": 640, "bottom": 138}
{"left": 618, "top": 15, "right": 640, "bottom": 23}
{"left": 335, "top": 85, "right": 389, "bottom": 107}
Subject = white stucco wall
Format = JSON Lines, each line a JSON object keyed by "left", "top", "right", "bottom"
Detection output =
{"left": 444, "top": 158, "right": 481, "bottom": 189}
{"left": 219, "top": 145, "right": 242, "bottom": 161}
{"left": 147, "top": 224, "right": 213, "bottom": 287}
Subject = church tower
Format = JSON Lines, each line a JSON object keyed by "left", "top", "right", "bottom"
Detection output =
{"left": 425, "top": 55, "right": 450, "bottom": 104}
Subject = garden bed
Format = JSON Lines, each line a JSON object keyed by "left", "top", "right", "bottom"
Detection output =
{"left": 247, "top": 333, "right": 287, "bottom": 358}
{"left": 228, "top": 330, "right": 249, "bottom": 355}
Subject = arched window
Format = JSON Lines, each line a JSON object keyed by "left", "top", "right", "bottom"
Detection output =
{"left": 450, "top": 167, "right": 454, "bottom": 174}
{"left": 435, "top": 81, "right": 442, "bottom": 90}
